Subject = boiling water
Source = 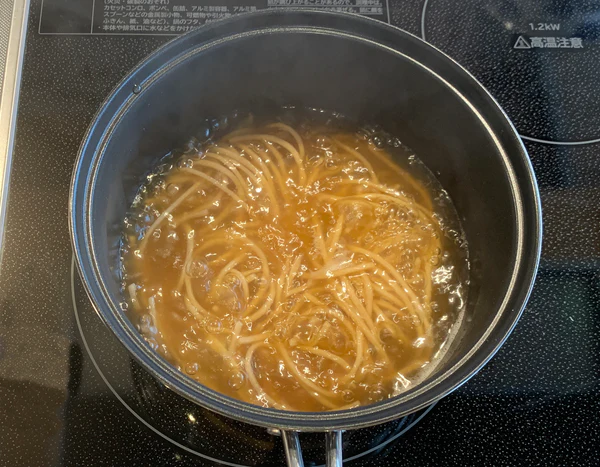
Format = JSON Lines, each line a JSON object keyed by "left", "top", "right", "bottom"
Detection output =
{"left": 120, "top": 111, "right": 469, "bottom": 411}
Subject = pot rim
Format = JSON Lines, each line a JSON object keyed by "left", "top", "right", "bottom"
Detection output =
{"left": 69, "top": 9, "right": 542, "bottom": 431}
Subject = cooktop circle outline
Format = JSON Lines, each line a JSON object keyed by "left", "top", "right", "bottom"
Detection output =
{"left": 71, "top": 256, "right": 436, "bottom": 466}
{"left": 420, "top": 0, "right": 600, "bottom": 147}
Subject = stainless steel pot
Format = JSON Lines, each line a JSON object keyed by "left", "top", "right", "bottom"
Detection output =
{"left": 69, "top": 10, "right": 542, "bottom": 466}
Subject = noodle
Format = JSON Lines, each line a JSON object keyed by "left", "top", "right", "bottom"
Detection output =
{"left": 175, "top": 225, "right": 195, "bottom": 292}
{"left": 327, "top": 214, "right": 345, "bottom": 257}
{"left": 139, "top": 181, "right": 201, "bottom": 252}
{"left": 332, "top": 138, "right": 379, "bottom": 183}
{"left": 297, "top": 346, "right": 351, "bottom": 370}
{"left": 182, "top": 168, "right": 249, "bottom": 209}
{"left": 244, "top": 343, "right": 290, "bottom": 410}
{"left": 238, "top": 143, "right": 289, "bottom": 205}
{"left": 341, "top": 332, "right": 364, "bottom": 384}
{"left": 275, "top": 343, "right": 339, "bottom": 408}
{"left": 122, "top": 117, "right": 468, "bottom": 412}
{"left": 173, "top": 192, "right": 224, "bottom": 225}
{"left": 230, "top": 133, "right": 307, "bottom": 185}
{"left": 361, "top": 275, "right": 374, "bottom": 318}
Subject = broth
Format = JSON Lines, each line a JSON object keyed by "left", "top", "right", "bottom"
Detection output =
{"left": 120, "top": 112, "right": 469, "bottom": 411}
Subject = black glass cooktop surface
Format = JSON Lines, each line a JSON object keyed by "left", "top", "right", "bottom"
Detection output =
{"left": 1, "top": 0, "right": 600, "bottom": 465}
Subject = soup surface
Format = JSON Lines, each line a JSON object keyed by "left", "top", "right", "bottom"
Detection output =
{"left": 121, "top": 113, "right": 468, "bottom": 411}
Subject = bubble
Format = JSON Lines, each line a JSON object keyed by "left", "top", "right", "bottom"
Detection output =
{"left": 228, "top": 372, "right": 245, "bottom": 390}
{"left": 145, "top": 337, "right": 159, "bottom": 351}
{"left": 177, "top": 158, "right": 194, "bottom": 169}
{"left": 119, "top": 301, "right": 129, "bottom": 312}
{"left": 196, "top": 124, "right": 212, "bottom": 142}
{"left": 370, "top": 383, "right": 385, "bottom": 400}
{"left": 152, "top": 228, "right": 161, "bottom": 239}
{"left": 206, "top": 319, "right": 223, "bottom": 334}
{"left": 185, "top": 362, "right": 198, "bottom": 375}
{"left": 316, "top": 135, "right": 332, "bottom": 148}
{"left": 159, "top": 344, "right": 171, "bottom": 358}
{"left": 331, "top": 333, "right": 346, "bottom": 351}
{"left": 370, "top": 135, "right": 386, "bottom": 149}
{"left": 413, "top": 337, "right": 426, "bottom": 348}
{"left": 140, "top": 312, "right": 153, "bottom": 326}
{"left": 210, "top": 118, "right": 220, "bottom": 131}
{"left": 379, "top": 327, "right": 393, "bottom": 343}
{"left": 154, "top": 178, "right": 167, "bottom": 192}
{"left": 166, "top": 184, "right": 180, "bottom": 196}
{"left": 189, "top": 259, "right": 209, "bottom": 279}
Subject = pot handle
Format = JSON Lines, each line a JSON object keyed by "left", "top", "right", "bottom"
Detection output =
{"left": 282, "top": 430, "right": 343, "bottom": 467}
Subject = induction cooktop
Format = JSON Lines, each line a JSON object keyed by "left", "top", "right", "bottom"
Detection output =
{"left": 1, "top": 1, "right": 599, "bottom": 466}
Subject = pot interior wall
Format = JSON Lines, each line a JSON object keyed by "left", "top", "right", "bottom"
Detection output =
{"left": 92, "top": 30, "right": 517, "bottom": 386}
